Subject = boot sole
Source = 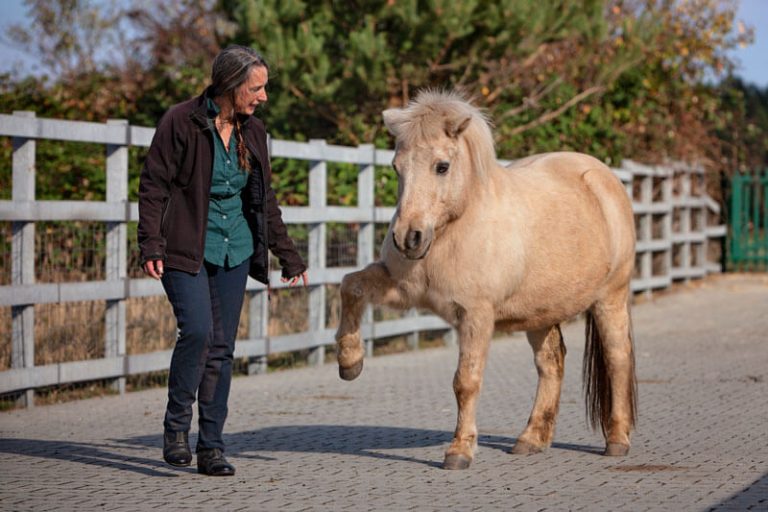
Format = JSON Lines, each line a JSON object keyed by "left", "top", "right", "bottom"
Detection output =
{"left": 197, "top": 467, "right": 235, "bottom": 476}
{"left": 164, "top": 455, "right": 192, "bottom": 467}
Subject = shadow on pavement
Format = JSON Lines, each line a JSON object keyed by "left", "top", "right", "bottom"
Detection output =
{"left": 117, "top": 425, "right": 451, "bottom": 469}
{"left": 479, "top": 437, "right": 603, "bottom": 456}
{"left": 0, "top": 437, "right": 182, "bottom": 477}
{"left": 707, "top": 470, "right": 768, "bottom": 511}
{"left": 120, "top": 425, "right": 602, "bottom": 470}
{"left": 0, "top": 426, "right": 604, "bottom": 475}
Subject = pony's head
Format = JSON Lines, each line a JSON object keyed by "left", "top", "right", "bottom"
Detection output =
{"left": 383, "top": 90, "right": 496, "bottom": 260}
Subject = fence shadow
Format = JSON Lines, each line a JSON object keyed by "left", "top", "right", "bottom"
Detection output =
{"left": 0, "top": 438, "right": 182, "bottom": 478}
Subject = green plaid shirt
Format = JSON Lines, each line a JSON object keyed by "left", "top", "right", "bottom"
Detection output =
{"left": 204, "top": 97, "right": 253, "bottom": 268}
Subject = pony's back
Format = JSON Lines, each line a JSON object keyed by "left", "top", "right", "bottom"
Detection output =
{"left": 506, "top": 151, "right": 635, "bottom": 275}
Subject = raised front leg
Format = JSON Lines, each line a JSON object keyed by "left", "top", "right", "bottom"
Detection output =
{"left": 444, "top": 305, "right": 494, "bottom": 470}
{"left": 336, "top": 262, "right": 408, "bottom": 381}
{"left": 512, "top": 325, "right": 566, "bottom": 455}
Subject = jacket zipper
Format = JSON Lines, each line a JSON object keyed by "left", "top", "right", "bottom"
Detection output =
{"left": 258, "top": 151, "right": 271, "bottom": 295}
{"left": 160, "top": 194, "right": 172, "bottom": 236}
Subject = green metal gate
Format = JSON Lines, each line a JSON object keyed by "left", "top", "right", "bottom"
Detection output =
{"left": 729, "top": 173, "right": 768, "bottom": 270}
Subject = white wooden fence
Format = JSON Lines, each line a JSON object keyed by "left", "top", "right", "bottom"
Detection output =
{"left": 0, "top": 112, "right": 726, "bottom": 407}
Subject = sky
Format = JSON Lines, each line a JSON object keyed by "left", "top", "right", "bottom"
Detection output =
{"left": 729, "top": 0, "right": 768, "bottom": 87}
{"left": 0, "top": 0, "right": 766, "bottom": 87}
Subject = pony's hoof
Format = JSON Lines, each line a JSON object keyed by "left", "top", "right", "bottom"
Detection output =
{"left": 443, "top": 453, "right": 472, "bottom": 470}
{"left": 339, "top": 360, "right": 363, "bottom": 381}
{"left": 604, "top": 443, "right": 630, "bottom": 456}
{"left": 511, "top": 440, "right": 544, "bottom": 455}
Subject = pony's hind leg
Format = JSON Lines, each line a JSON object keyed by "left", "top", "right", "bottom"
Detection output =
{"left": 585, "top": 291, "right": 637, "bottom": 456}
{"left": 336, "top": 262, "right": 407, "bottom": 380}
{"left": 512, "top": 325, "right": 566, "bottom": 455}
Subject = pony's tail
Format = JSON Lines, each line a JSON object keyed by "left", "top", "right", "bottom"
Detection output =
{"left": 582, "top": 309, "right": 637, "bottom": 435}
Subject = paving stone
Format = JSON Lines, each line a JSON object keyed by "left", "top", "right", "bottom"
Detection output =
{"left": 0, "top": 274, "right": 766, "bottom": 511}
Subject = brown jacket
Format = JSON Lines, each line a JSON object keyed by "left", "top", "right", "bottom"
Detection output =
{"left": 138, "top": 90, "right": 306, "bottom": 283}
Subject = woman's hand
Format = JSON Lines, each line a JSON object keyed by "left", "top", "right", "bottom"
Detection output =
{"left": 143, "top": 259, "right": 164, "bottom": 280}
{"left": 282, "top": 271, "right": 308, "bottom": 287}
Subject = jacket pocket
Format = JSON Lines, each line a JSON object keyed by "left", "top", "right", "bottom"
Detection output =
{"left": 174, "top": 154, "right": 194, "bottom": 188}
{"left": 160, "top": 194, "right": 174, "bottom": 237}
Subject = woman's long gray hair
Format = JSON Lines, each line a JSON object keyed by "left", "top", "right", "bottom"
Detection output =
{"left": 210, "top": 45, "right": 268, "bottom": 172}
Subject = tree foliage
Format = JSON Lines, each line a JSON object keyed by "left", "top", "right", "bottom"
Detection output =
{"left": 223, "top": 0, "right": 754, "bottom": 168}
{"left": 1, "top": 0, "right": 765, "bottom": 208}
{"left": 716, "top": 77, "right": 768, "bottom": 173}
{"left": 1, "top": 0, "right": 223, "bottom": 200}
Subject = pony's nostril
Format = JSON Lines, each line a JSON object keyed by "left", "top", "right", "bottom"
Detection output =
{"left": 405, "top": 230, "right": 422, "bottom": 250}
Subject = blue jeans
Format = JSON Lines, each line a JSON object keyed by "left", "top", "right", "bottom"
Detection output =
{"left": 161, "top": 259, "right": 249, "bottom": 452}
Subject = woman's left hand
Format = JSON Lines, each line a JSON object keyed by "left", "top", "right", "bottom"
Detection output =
{"left": 282, "top": 271, "right": 309, "bottom": 287}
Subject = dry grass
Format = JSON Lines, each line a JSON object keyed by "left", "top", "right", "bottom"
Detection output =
{"left": 0, "top": 282, "right": 431, "bottom": 373}
{"left": 34, "top": 302, "right": 106, "bottom": 365}
{"left": 267, "top": 287, "right": 309, "bottom": 336}
{"left": 126, "top": 296, "right": 176, "bottom": 354}
{"left": 0, "top": 307, "right": 10, "bottom": 370}
{"left": 0, "top": 284, "right": 347, "bottom": 371}
{"left": 0, "top": 220, "right": 438, "bottom": 406}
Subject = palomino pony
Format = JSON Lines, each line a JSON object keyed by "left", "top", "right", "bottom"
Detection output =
{"left": 335, "top": 90, "right": 637, "bottom": 470}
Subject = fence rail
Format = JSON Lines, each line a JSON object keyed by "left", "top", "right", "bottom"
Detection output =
{"left": 0, "top": 112, "right": 725, "bottom": 406}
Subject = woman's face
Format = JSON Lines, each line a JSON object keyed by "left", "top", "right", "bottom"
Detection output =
{"left": 234, "top": 65, "right": 268, "bottom": 115}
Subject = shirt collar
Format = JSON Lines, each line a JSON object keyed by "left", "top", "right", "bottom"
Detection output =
{"left": 205, "top": 95, "right": 221, "bottom": 119}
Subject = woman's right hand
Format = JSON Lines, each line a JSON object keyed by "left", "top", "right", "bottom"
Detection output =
{"left": 143, "top": 259, "right": 164, "bottom": 280}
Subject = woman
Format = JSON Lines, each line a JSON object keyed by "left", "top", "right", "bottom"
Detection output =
{"left": 138, "top": 45, "right": 308, "bottom": 476}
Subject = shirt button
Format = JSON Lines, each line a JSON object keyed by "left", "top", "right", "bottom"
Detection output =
{"left": 224, "top": 237, "right": 229, "bottom": 242}
{"left": 225, "top": 180, "right": 230, "bottom": 185}
{"left": 226, "top": 160, "right": 231, "bottom": 165}
{"left": 222, "top": 214, "right": 227, "bottom": 219}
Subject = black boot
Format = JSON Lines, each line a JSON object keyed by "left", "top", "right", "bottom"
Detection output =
{"left": 197, "top": 448, "right": 235, "bottom": 476}
{"left": 163, "top": 431, "right": 192, "bottom": 467}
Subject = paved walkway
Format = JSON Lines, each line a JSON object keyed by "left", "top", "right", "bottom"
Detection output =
{"left": 1, "top": 274, "right": 767, "bottom": 511}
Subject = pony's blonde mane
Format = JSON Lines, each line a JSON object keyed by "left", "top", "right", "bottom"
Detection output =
{"left": 392, "top": 90, "right": 498, "bottom": 178}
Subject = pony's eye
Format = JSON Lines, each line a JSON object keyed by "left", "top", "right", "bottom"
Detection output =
{"left": 435, "top": 161, "right": 450, "bottom": 175}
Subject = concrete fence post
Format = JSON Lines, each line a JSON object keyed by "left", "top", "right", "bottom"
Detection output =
{"left": 11, "top": 111, "right": 36, "bottom": 408}
{"left": 308, "top": 140, "right": 327, "bottom": 366}
{"left": 357, "top": 144, "right": 376, "bottom": 357}
{"left": 105, "top": 119, "right": 129, "bottom": 394}
{"left": 247, "top": 289, "right": 269, "bottom": 375}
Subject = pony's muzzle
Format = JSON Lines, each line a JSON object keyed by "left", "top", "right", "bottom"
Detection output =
{"left": 394, "top": 226, "right": 434, "bottom": 259}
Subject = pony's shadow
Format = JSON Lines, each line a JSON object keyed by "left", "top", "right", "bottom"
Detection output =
{"left": 479, "top": 437, "right": 604, "bottom": 456}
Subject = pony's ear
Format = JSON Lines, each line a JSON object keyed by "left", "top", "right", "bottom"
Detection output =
{"left": 383, "top": 108, "right": 406, "bottom": 136}
{"left": 444, "top": 115, "right": 472, "bottom": 139}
